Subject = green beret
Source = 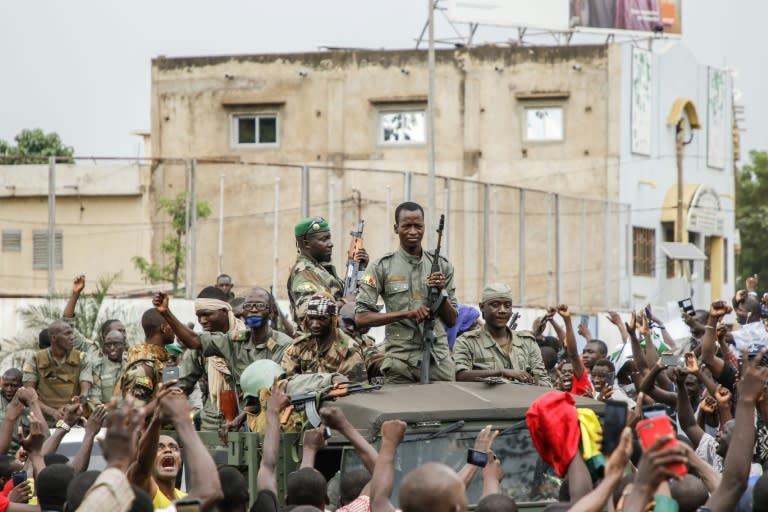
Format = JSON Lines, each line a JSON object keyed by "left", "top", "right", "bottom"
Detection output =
{"left": 240, "top": 360, "right": 285, "bottom": 398}
{"left": 481, "top": 282, "right": 513, "bottom": 303}
{"left": 295, "top": 216, "right": 330, "bottom": 237}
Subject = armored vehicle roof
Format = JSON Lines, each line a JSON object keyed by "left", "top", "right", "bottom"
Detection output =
{"left": 334, "top": 381, "right": 604, "bottom": 440}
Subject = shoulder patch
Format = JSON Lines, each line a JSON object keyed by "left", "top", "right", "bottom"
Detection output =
{"left": 361, "top": 274, "right": 377, "bottom": 287}
{"left": 297, "top": 282, "right": 319, "bottom": 292}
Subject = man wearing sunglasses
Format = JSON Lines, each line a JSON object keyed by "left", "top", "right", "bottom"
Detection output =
{"left": 155, "top": 287, "right": 293, "bottom": 431}
{"left": 287, "top": 216, "right": 368, "bottom": 327}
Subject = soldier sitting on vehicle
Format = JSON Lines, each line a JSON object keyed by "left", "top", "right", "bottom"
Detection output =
{"left": 282, "top": 293, "right": 368, "bottom": 382}
{"left": 453, "top": 283, "right": 551, "bottom": 387}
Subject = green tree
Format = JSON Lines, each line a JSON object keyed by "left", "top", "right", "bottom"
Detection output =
{"left": 132, "top": 192, "right": 211, "bottom": 293}
{"left": 0, "top": 128, "right": 74, "bottom": 164}
{"left": 735, "top": 150, "right": 768, "bottom": 283}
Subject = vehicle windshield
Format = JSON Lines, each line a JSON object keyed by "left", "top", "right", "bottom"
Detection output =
{"left": 341, "top": 427, "right": 561, "bottom": 505}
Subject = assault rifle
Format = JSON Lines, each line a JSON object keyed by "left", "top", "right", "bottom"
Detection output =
{"left": 281, "top": 382, "right": 382, "bottom": 427}
{"left": 343, "top": 220, "right": 365, "bottom": 296}
{"left": 421, "top": 214, "right": 445, "bottom": 385}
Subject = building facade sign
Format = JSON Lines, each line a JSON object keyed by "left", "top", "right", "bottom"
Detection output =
{"left": 687, "top": 185, "right": 724, "bottom": 235}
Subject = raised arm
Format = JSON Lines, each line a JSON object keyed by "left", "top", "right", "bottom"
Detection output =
{"left": 42, "top": 401, "right": 83, "bottom": 456}
{"left": 320, "top": 406, "right": 378, "bottom": 474}
{"left": 705, "top": 348, "right": 768, "bottom": 511}
{"left": 607, "top": 311, "right": 629, "bottom": 343}
{"left": 568, "top": 427, "right": 633, "bottom": 512}
{"left": 637, "top": 362, "right": 677, "bottom": 408}
{"left": 152, "top": 292, "right": 202, "bottom": 350}
{"left": 370, "top": 420, "right": 405, "bottom": 512}
{"left": 63, "top": 275, "right": 85, "bottom": 319}
{"left": 673, "top": 367, "right": 704, "bottom": 448}
{"left": 701, "top": 301, "right": 730, "bottom": 378}
{"left": 456, "top": 425, "right": 498, "bottom": 489}
{"left": 558, "top": 305, "right": 585, "bottom": 379}
{"left": 127, "top": 406, "right": 162, "bottom": 492}
{"left": 257, "top": 380, "right": 290, "bottom": 495}
{"left": 70, "top": 404, "right": 107, "bottom": 473}
{"left": 300, "top": 427, "right": 327, "bottom": 469}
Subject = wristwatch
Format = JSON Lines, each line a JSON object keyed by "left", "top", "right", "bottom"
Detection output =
{"left": 55, "top": 419, "right": 71, "bottom": 432}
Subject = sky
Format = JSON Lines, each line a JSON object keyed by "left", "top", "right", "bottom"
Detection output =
{"left": 0, "top": 0, "right": 765, "bottom": 163}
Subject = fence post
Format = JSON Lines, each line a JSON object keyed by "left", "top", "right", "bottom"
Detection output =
{"left": 555, "top": 193, "right": 561, "bottom": 306}
{"left": 301, "top": 165, "right": 310, "bottom": 218}
{"left": 404, "top": 172, "right": 413, "bottom": 202}
{"left": 518, "top": 189, "right": 526, "bottom": 306}
{"left": 483, "top": 184, "right": 490, "bottom": 291}
{"left": 47, "top": 156, "right": 56, "bottom": 296}
{"left": 273, "top": 177, "right": 280, "bottom": 299}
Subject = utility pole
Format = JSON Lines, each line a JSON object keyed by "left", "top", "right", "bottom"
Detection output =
{"left": 675, "top": 120, "right": 685, "bottom": 278}
{"left": 426, "top": 0, "right": 437, "bottom": 246}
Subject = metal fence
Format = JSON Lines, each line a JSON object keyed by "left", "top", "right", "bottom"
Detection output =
{"left": 153, "top": 159, "right": 631, "bottom": 311}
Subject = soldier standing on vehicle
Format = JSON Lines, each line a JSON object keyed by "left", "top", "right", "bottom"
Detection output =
{"left": 287, "top": 217, "right": 369, "bottom": 326}
{"left": 453, "top": 283, "right": 551, "bottom": 387}
{"left": 355, "top": 202, "right": 458, "bottom": 384}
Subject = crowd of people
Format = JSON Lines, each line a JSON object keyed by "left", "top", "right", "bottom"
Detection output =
{"left": 0, "top": 200, "right": 767, "bottom": 512}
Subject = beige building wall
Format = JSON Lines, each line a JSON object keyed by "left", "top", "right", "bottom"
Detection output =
{"left": 149, "top": 45, "right": 625, "bottom": 308}
{"left": 0, "top": 164, "right": 154, "bottom": 295}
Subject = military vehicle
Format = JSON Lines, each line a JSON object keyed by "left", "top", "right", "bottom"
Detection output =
{"left": 189, "top": 381, "right": 605, "bottom": 511}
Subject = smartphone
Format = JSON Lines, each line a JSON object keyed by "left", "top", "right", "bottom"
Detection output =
{"left": 466, "top": 448, "right": 488, "bottom": 467}
{"left": 644, "top": 306, "right": 653, "bottom": 319}
{"left": 602, "top": 400, "right": 628, "bottom": 455}
{"left": 175, "top": 498, "right": 202, "bottom": 512}
{"left": 636, "top": 416, "right": 687, "bottom": 477}
{"left": 660, "top": 353, "right": 684, "bottom": 367}
{"left": 678, "top": 298, "right": 695, "bottom": 317}
{"left": 11, "top": 471, "right": 27, "bottom": 487}
{"left": 641, "top": 404, "right": 672, "bottom": 419}
{"left": 162, "top": 366, "right": 179, "bottom": 383}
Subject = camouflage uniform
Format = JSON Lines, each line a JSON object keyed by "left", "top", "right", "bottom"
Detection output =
{"left": 180, "top": 327, "right": 292, "bottom": 431}
{"left": 355, "top": 247, "right": 457, "bottom": 384}
{"left": 117, "top": 344, "right": 167, "bottom": 405}
{"left": 287, "top": 254, "right": 344, "bottom": 325}
{"left": 22, "top": 348, "right": 91, "bottom": 424}
{"left": 281, "top": 328, "right": 367, "bottom": 382}
{"left": 0, "top": 397, "right": 30, "bottom": 456}
{"left": 453, "top": 326, "right": 552, "bottom": 387}
{"left": 83, "top": 354, "right": 125, "bottom": 403}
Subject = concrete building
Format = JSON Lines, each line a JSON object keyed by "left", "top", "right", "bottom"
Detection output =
{"left": 148, "top": 42, "right": 733, "bottom": 311}
{"left": 0, "top": 163, "right": 154, "bottom": 295}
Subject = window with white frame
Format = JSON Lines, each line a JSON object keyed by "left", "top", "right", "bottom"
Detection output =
{"left": 524, "top": 106, "right": 564, "bottom": 142}
{"left": 231, "top": 114, "right": 278, "bottom": 147}
{"left": 32, "top": 230, "right": 63, "bottom": 269}
{"left": 378, "top": 110, "right": 426, "bottom": 145}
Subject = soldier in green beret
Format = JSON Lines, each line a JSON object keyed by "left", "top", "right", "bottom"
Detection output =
{"left": 287, "top": 216, "right": 368, "bottom": 326}
{"left": 453, "top": 283, "right": 551, "bottom": 387}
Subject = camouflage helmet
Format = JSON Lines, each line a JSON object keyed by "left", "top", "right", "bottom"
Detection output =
{"left": 240, "top": 360, "right": 285, "bottom": 398}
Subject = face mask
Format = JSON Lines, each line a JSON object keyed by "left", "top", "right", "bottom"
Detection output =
{"left": 245, "top": 315, "right": 266, "bottom": 329}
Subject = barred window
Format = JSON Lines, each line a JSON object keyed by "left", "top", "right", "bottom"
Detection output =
{"left": 633, "top": 227, "right": 655, "bottom": 276}
{"left": 1, "top": 230, "right": 21, "bottom": 252}
{"left": 32, "top": 231, "right": 63, "bottom": 269}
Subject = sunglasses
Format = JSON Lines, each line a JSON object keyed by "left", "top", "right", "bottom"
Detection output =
{"left": 242, "top": 302, "right": 269, "bottom": 312}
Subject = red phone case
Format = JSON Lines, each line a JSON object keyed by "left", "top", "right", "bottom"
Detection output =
{"left": 636, "top": 416, "right": 687, "bottom": 477}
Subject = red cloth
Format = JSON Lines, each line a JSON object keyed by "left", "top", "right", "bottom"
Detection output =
{"left": 570, "top": 370, "right": 594, "bottom": 397}
{"left": 1, "top": 479, "right": 10, "bottom": 496}
{"left": 526, "top": 391, "right": 580, "bottom": 477}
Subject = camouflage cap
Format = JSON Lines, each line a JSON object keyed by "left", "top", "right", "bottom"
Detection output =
{"left": 240, "top": 360, "right": 285, "bottom": 398}
{"left": 481, "top": 282, "right": 513, "bottom": 303}
{"left": 295, "top": 216, "right": 330, "bottom": 237}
